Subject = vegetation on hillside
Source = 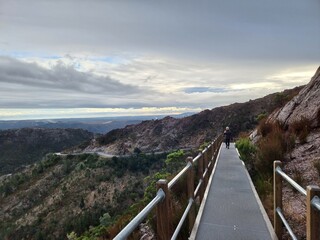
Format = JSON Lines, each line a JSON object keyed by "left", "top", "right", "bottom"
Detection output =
{"left": 236, "top": 115, "right": 315, "bottom": 238}
{"left": 73, "top": 149, "right": 190, "bottom": 240}
{"left": 0, "top": 128, "right": 93, "bottom": 175}
{"left": 236, "top": 116, "right": 312, "bottom": 194}
{"left": 0, "top": 150, "right": 174, "bottom": 240}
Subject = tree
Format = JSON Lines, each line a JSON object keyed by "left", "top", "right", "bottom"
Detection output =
{"left": 165, "top": 150, "right": 185, "bottom": 173}
{"left": 99, "top": 212, "right": 112, "bottom": 226}
{"left": 133, "top": 147, "right": 141, "bottom": 155}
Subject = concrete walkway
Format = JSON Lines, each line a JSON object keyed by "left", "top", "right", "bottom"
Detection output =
{"left": 191, "top": 143, "right": 275, "bottom": 240}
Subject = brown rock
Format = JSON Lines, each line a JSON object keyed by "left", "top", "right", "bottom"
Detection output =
{"left": 269, "top": 66, "right": 320, "bottom": 127}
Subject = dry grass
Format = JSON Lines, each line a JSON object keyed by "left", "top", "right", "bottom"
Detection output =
{"left": 291, "top": 167, "right": 305, "bottom": 191}
{"left": 282, "top": 190, "right": 307, "bottom": 240}
{"left": 290, "top": 117, "right": 312, "bottom": 143}
{"left": 258, "top": 119, "right": 273, "bottom": 137}
{"left": 313, "top": 159, "right": 320, "bottom": 176}
{"left": 257, "top": 123, "right": 285, "bottom": 175}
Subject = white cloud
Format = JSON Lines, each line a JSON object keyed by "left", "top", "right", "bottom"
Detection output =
{"left": 0, "top": 0, "right": 319, "bottom": 119}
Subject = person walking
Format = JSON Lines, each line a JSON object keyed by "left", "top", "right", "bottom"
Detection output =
{"left": 224, "top": 126, "right": 231, "bottom": 149}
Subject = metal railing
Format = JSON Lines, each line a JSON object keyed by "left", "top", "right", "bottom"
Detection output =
{"left": 273, "top": 161, "right": 320, "bottom": 240}
{"left": 114, "top": 134, "right": 223, "bottom": 240}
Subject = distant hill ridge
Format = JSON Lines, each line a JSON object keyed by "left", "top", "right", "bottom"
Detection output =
{"left": 83, "top": 86, "right": 303, "bottom": 155}
{"left": 0, "top": 113, "right": 194, "bottom": 134}
{"left": 0, "top": 128, "right": 93, "bottom": 175}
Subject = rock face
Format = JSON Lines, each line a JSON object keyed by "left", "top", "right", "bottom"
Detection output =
{"left": 264, "top": 66, "right": 320, "bottom": 240}
{"left": 269, "top": 66, "right": 320, "bottom": 127}
{"left": 84, "top": 87, "right": 302, "bottom": 155}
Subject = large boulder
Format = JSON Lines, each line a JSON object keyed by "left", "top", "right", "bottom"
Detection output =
{"left": 269, "top": 66, "right": 320, "bottom": 127}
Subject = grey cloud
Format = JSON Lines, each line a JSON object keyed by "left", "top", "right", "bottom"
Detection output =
{"left": 0, "top": 56, "right": 146, "bottom": 108}
{"left": 0, "top": 57, "right": 140, "bottom": 94}
{"left": 1, "top": 0, "right": 319, "bottom": 62}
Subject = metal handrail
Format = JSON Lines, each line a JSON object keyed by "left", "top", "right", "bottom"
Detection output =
{"left": 192, "top": 152, "right": 202, "bottom": 164}
{"left": 115, "top": 135, "right": 223, "bottom": 239}
{"left": 114, "top": 189, "right": 165, "bottom": 240}
{"left": 202, "top": 168, "right": 208, "bottom": 179}
{"left": 194, "top": 179, "right": 203, "bottom": 197}
{"left": 274, "top": 162, "right": 320, "bottom": 240}
{"left": 276, "top": 166, "right": 307, "bottom": 196}
{"left": 168, "top": 162, "right": 192, "bottom": 189}
{"left": 311, "top": 196, "right": 320, "bottom": 211}
{"left": 171, "top": 198, "right": 194, "bottom": 240}
{"left": 276, "top": 207, "right": 298, "bottom": 240}
{"left": 201, "top": 146, "right": 208, "bottom": 154}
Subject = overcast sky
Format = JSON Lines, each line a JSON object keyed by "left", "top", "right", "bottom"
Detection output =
{"left": 0, "top": 0, "right": 319, "bottom": 120}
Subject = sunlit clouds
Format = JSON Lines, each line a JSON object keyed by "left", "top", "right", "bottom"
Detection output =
{"left": 0, "top": 0, "right": 319, "bottom": 120}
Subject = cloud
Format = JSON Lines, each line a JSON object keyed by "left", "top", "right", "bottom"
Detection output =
{"left": 0, "top": 0, "right": 319, "bottom": 119}
{"left": 1, "top": 0, "right": 319, "bottom": 62}
{"left": 0, "top": 56, "right": 145, "bottom": 108}
{"left": 0, "top": 57, "right": 140, "bottom": 94}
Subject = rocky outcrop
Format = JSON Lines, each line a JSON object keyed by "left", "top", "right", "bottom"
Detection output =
{"left": 260, "top": 66, "right": 320, "bottom": 240}
{"left": 269, "top": 66, "right": 320, "bottom": 127}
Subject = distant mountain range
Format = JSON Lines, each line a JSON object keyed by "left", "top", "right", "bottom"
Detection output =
{"left": 81, "top": 86, "right": 303, "bottom": 155}
{"left": 0, "top": 113, "right": 195, "bottom": 134}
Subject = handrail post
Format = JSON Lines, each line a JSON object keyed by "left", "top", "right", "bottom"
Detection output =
{"left": 198, "top": 152, "right": 204, "bottom": 202}
{"left": 204, "top": 149, "right": 209, "bottom": 188}
{"left": 274, "top": 160, "right": 282, "bottom": 239}
{"left": 187, "top": 157, "right": 195, "bottom": 233}
{"left": 156, "top": 179, "right": 171, "bottom": 240}
{"left": 208, "top": 143, "right": 214, "bottom": 174}
{"left": 208, "top": 143, "right": 212, "bottom": 163}
{"left": 208, "top": 142, "right": 214, "bottom": 176}
{"left": 211, "top": 141, "right": 215, "bottom": 162}
{"left": 307, "top": 185, "right": 320, "bottom": 240}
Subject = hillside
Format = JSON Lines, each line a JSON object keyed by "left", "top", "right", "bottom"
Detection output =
{"left": 83, "top": 86, "right": 302, "bottom": 155}
{"left": 247, "top": 66, "right": 320, "bottom": 239}
{"left": 271, "top": 67, "right": 320, "bottom": 239}
{"left": 0, "top": 128, "right": 93, "bottom": 175}
{"left": 0, "top": 152, "right": 168, "bottom": 240}
{"left": 0, "top": 81, "right": 308, "bottom": 240}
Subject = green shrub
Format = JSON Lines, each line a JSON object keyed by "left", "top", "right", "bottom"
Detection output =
{"left": 254, "top": 175, "right": 272, "bottom": 198}
{"left": 235, "top": 138, "right": 256, "bottom": 163}
{"left": 274, "top": 92, "right": 287, "bottom": 107}
{"left": 99, "top": 213, "right": 112, "bottom": 227}
{"left": 256, "top": 113, "right": 267, "bottom": 122}
{"left": 165, "top": 150, "right": 185, "bottom": 173}
{"left": 199, "top": 142, "right": 210, "bottom": 151}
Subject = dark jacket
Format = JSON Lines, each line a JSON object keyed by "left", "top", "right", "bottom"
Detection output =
{"left": 224, "top": 129, "right": 231, "bottom": 140}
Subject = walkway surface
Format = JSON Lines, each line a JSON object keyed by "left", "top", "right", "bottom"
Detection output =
{"left": 193, "top": 143, "right": 275, "bottom": 240}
